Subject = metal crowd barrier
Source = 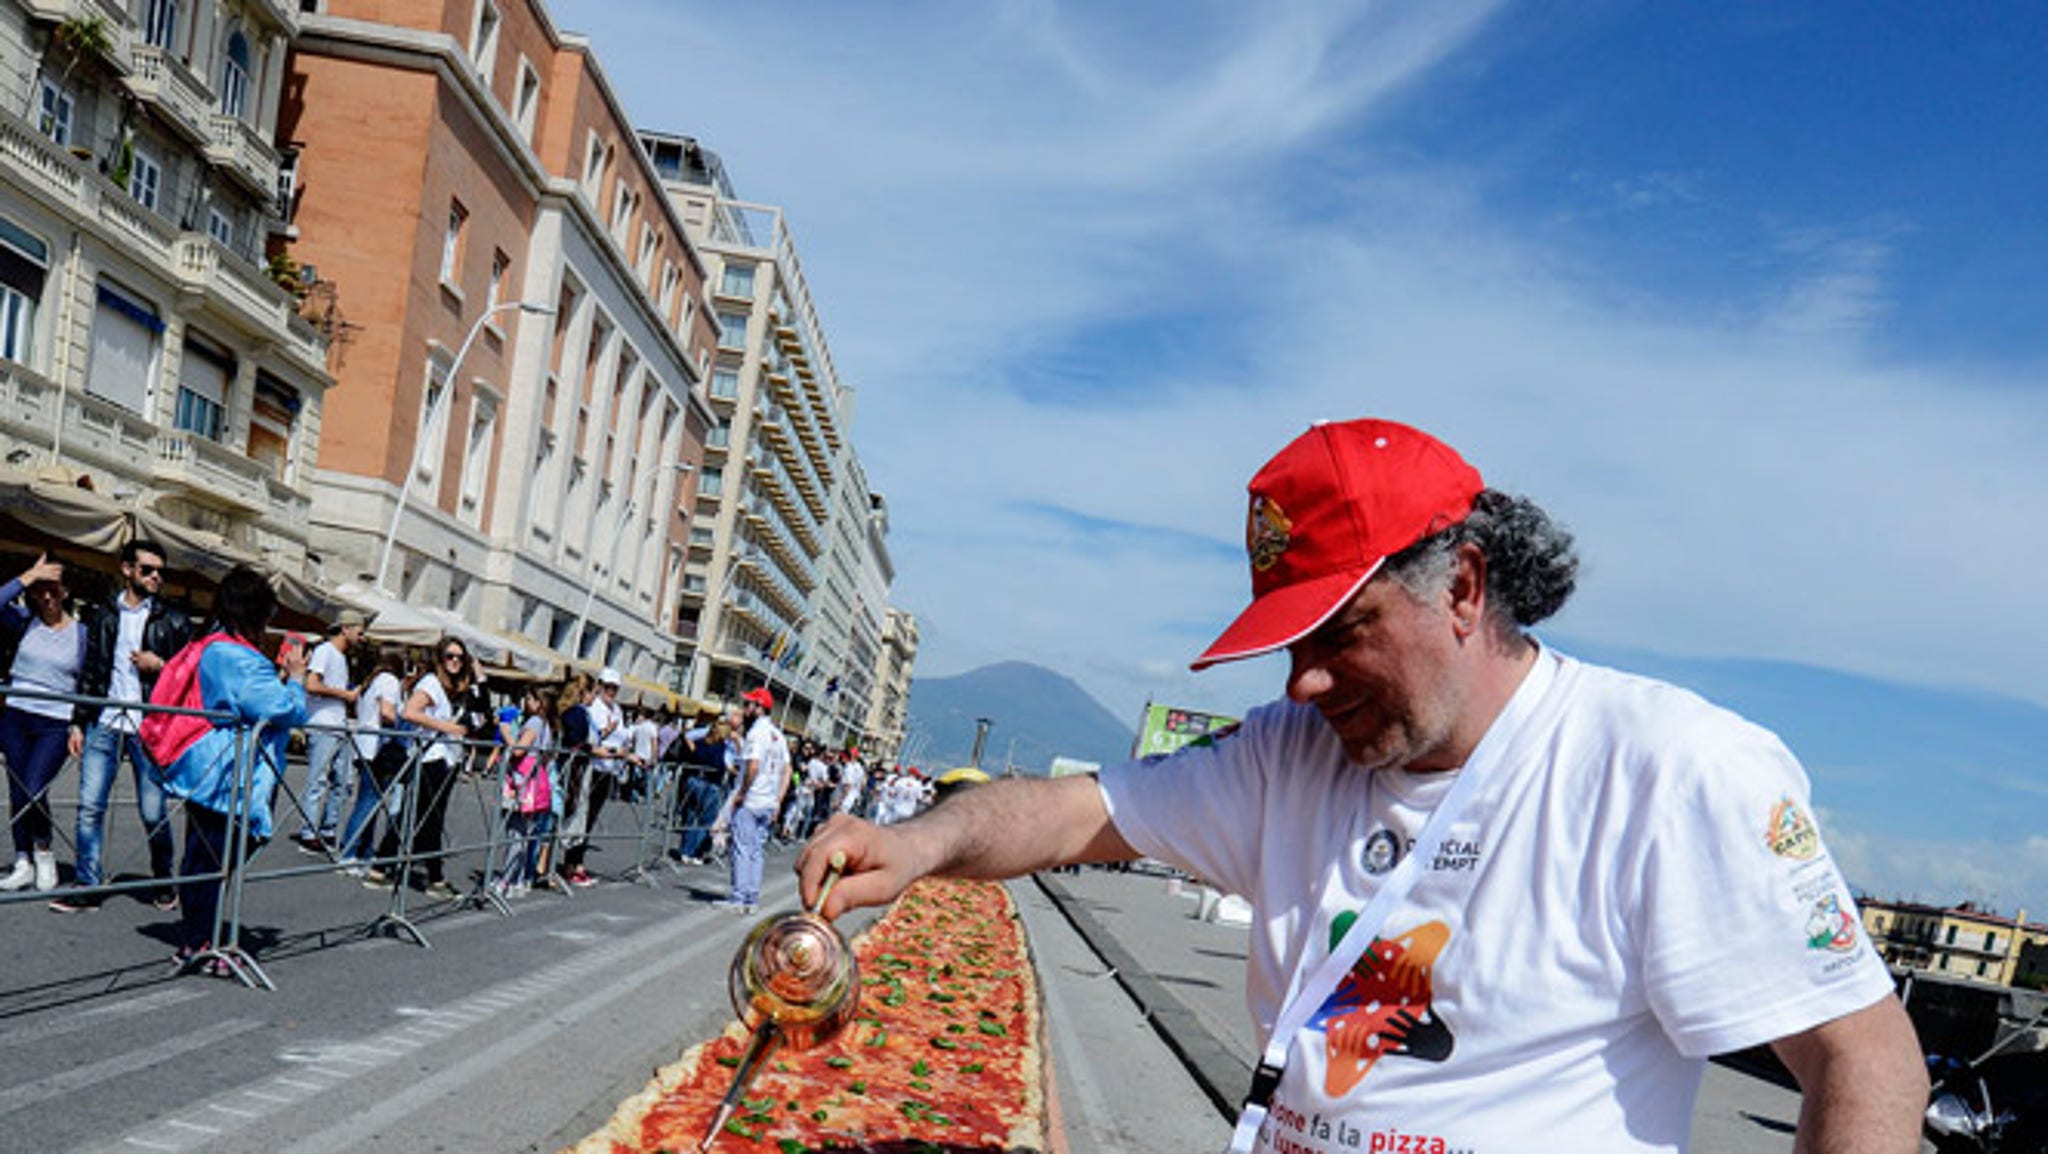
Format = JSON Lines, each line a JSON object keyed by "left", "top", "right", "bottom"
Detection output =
{"left": 0, "top": 684, "right": 761, "bottom": 992}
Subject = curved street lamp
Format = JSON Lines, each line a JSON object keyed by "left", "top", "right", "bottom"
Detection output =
{"left": 373, "top": 298, "right": 554, "bottom": 594}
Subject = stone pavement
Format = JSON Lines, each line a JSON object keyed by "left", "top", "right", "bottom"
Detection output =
{"left": 1030, "top": 865, "right": 1819, "bottom": 1154}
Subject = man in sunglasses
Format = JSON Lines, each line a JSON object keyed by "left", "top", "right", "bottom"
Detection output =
{"left": 52, "top": 539, "right": 191, "bottom": 913}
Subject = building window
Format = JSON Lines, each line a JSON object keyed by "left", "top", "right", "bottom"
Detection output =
{"left": 719, "top": 263, "right": 755, "bottom": 300}
{"left": 637, "top": 225, "right": 659, "bottom": 280}
{"left": 129, "top": 150, "right": 162, "bottom": 211}
{"left": 144, "top": 0, "right": 178, "bottom": 52}
{"left": 610, "top": 184, "right": 636, "bottom": 243}
{"left": 440, "top": 200, "right": 467, "bottom": 287}
{"left": 247, "top": 371, "right": 299, "bottom": 482}
{"left": 1946, "top": 925, "right": 1958, "bottom": 946}
{"left": 0, "top": 218, "right": 49, "bottom": 366}
{"left": 706, "top": 419, "right": 729, "bottom": 449}
{"left": 716, "top": 311, "right": 747, "bottom": 350}
{"left": 582, "top": 133, "right": 610, "bottom": 200}
{"left": 710, "top": 367, "right": 739, "bottom": 399}
{"left": 459, "top": 393, "right": 496, "bottom": 521}
{"left": 414, "top": 354, "right": 453, "bottom": 493}
{"left": 220, "top": 30, "right": 252, "bottom": 120}
{"left": 486, "top": 249, "right": 508, "bottom": 314}
{"left": 207, "top": 207, "right": 234, "bottom": 248}
{"left": 470, "top": 0, "right": 501, "bottom": 83}
{"left": 174, "top": 339, "right": 234, "bottom": 442}
{"left": 697, "top": 468, "right": 723, "bottom": 498}
{"left": 37, "top": 80, "right": 73, "bottom": 146}
{"left": 659, "top": 263, "right": 680, "bottom": 316}
{"left": 85, "top": 281, "right": 161, "bottom": 412}
{"left": 513, "top": 58, "right": 541, "bottom": 141}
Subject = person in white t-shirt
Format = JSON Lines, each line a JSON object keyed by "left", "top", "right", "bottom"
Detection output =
{"left": 800, "top": 418, "right": 1927, "bottom": 1153}
{"left": 294, "top": 610, "right": 367, "bottom": 852}
{"left": 832, "top": 754, "right": 866, "bottom": 817}
{"left": 714, "top": 687, "right": 788, "bottom": 914}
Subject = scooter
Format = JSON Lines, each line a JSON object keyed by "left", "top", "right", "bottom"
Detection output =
{"left": 1924, "top": 1050, "right": 2048, "bottom": 1153}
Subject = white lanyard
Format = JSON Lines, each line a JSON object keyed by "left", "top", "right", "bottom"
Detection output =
{"left": 1226, "top": 651, "right": 1556, "bottom": 1154}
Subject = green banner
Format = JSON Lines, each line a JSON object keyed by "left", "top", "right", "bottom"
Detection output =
{"left": 1134, "top": 703, "right": 1240, "bottom": 758}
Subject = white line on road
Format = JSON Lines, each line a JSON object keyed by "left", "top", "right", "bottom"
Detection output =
{"left": 0, "top": 986, "right": 208, "bottom": 1051}
{"left": 0, "top": 1017, "right": 261, "bottom": 1117}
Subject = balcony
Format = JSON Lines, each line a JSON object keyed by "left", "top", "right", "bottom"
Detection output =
{"left": 0, "top": 112, "right": 90, "bottom": 218}
{"left": 206, "top": 112, "right": 280, "bottom": 198}
{"left": 174, "top": 235, "right": 304, "bottom": 341}
{"left": 153, "top": 429, "right": 270, "bottom": 513}
{"left": 128, "top": 46, "right": 213, "bottom": 145}
{"left": 22, "top": 0, "right": 133, "bottom": 73}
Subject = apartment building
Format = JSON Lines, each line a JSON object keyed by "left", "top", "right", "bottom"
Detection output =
{"left": 639, "top": 130, "right": 901, "bottom": 739}
{"left": 866, "top": 605, "right": 918, "bottom": 761}
{"left": 1861, "top": 898, "right": 2047, "bottom": 988}
{"left": 0, "top": 0, "right": 331, "bottom": 576}
{"left": 283, "top": 0, "right": 716, "bottom": 687}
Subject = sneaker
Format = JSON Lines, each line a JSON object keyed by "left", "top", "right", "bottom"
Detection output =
{"left": 48, "top": 890, "right": 101, "bottom": 913}
{"left": 568, "top": 869, "right": 597, "bottom": 888}
{"left": 152, "top": 890, "right": 180, "bottom": 912}
{"left": 31, "top": 850, "right": 56, "bottom": 892}
{"left": 339, "top": 862, "right": 368, "bottom": 879}
{"left": 0, "top": 857, "right": 31, "bottom": 892}
{"left": 361, "top": 868, "right": 393, "bottom": 889}
{"left": 425, "top": 880, "right": 460, "bottom": 901}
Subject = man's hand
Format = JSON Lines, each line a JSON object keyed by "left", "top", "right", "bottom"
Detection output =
{"left": 66, "top": 726, "right": 83, "bottom": 759}
{"left": 130, "top": 651, "right": 164, "bottom": 676}
{"left": 797, "top": 814, "right": 933, "bottom": 919}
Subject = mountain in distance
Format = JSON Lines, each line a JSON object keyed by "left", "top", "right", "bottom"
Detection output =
{"left": 904, "top": 662, "right": 1136, "bottom": 774}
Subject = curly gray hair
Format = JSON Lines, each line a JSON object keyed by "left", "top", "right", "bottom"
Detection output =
{"left": 1381, "top": 489, "right": 1578, "bottom": 640}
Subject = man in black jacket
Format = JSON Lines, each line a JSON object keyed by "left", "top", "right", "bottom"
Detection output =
{"left": 49, "top": 539, "right": 191, "bottom": 912}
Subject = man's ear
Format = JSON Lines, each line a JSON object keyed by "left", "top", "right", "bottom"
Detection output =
{"left": 1448, "top": 542, "right": 1488, "bottom": 638}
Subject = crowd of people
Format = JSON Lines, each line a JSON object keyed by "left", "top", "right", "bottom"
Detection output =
{"left": 0, "top": 537, "right": 929, "bottom": 958}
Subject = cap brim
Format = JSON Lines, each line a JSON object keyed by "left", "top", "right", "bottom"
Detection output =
{"left": 1190, "top": 562, "right": 1381, "bottom": 671}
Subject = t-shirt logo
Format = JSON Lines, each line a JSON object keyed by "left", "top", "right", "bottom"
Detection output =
{"left": 1805, "top": 893, "right": 1859, "bottom": 953}
{"left": 1310, "top": 915, "right": 1455, "bottom": 1096}
{"left": 1247, "top": 494, "right": 1292, "bottom": 572}
{"left": 1765, "top": 796, "right": 1820, "bottom": 861}
{"left": 1361, "top": 828, "right": 1403, "bottom": 876}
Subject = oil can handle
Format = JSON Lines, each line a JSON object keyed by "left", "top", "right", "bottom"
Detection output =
{"left": 809, "top": 851, "right": 848, "bottom": 918}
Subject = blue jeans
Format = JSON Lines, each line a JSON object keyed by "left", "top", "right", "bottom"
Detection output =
{"left": 676, "top": 776, "right": 721, "bottom": 859}
{"left": 297, "top": 726, "right": 353, "bottom": 840}
{"left": 75, "top": 724, "right": 176, "bottom": 888}
{"left": 729, "top": 804, "right": 772, "bottom": 904}
{"left": 336, "top": 751, "right": 392, "bottom": 863}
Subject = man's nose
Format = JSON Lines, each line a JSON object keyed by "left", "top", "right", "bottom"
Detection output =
{"left": 1286, "top": 650, "right": 1332, "bottom": 704}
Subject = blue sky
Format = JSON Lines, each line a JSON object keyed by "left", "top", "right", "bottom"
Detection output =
{"left": 553, "top": 1, "right": 2048, "bottom": 917}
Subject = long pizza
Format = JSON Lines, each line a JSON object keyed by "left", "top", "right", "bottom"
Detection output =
{"left": 571, "top": 877, "right": 1048, "bottom": 1153}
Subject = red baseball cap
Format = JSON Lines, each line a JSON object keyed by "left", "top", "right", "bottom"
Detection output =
{"left": 1191, "top": 419, "right": 1483, "bottom": 670}
{"left": 742, "top": 687, "right": 774, "bottom": 709}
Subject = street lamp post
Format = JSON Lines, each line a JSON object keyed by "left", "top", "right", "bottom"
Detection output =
{"left": 374, "top": 299, "right": 554, "bottom": 594}
{"left": 570, "top": 459, "right": 693, "bottom": 665}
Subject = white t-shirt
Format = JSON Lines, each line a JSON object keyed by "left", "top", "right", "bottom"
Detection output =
{"left": 352, "top": 670, "right": 402, "bottom": 760}
{"left": 629, "top": 717, "right": 659, "bottom": 765}
{"left": 410, "top": 673, "right": 458, "bottom": 765}
{"left": 305, "top": 639, "right": 351, "bottom": 727}
{"left": 836, "top": 761, "right": 867, "bottom": 814}
{"left": 587, "top": 694, "right": 625, "bottom": 776}
{"left": 740, "top": 716, "right": 790, "bottom": 813}
{"left": 1098, "top": 649, "right": 1893, "bottom": 1154}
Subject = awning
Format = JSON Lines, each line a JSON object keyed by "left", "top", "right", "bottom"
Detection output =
{"left": 0, "top": 468, "right": 366, "bottom": 628}
{"left": 333, "top": 584, "right": 562, "bottom": 679}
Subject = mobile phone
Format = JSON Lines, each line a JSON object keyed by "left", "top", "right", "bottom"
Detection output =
{"left": 279, "top": 632, "right": 306, "bottom": 663}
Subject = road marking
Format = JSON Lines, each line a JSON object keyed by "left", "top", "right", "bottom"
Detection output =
{"left": 164, "top": 1119, "right": 217, "bottom": 1135}
{"left": 0, "top": 986, "right": 208, "bottom": 1050}
{"left": 0, "top": 1018, "right": 261, "bottom": 1117}
{"left": 96, "top": 880, "right": 790, "bottom": 1151}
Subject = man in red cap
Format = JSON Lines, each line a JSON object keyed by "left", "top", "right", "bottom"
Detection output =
{"left": 800, "top": 418, "right": 1925, "bottom": 1152}
{"left": 714, "top": 686, "right": 789, "bottom": 913}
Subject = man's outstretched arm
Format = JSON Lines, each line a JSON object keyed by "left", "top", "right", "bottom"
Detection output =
{"left": 796, "top": 775, "right": 1136, "bottom": 918}
{"left": 1771, "top": 994, "right": 1927, "bottom": 1154}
